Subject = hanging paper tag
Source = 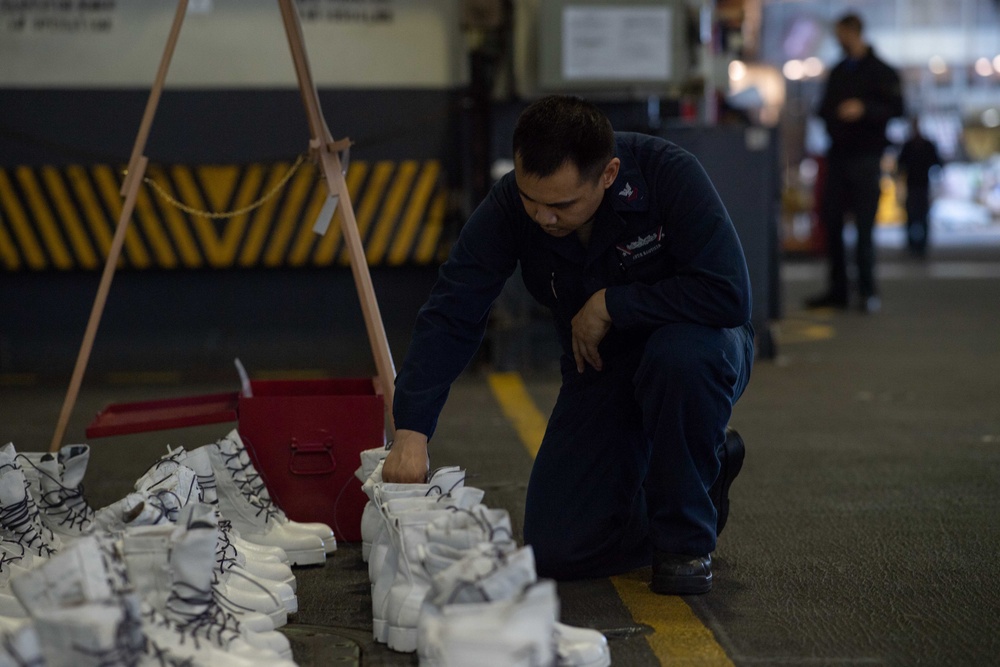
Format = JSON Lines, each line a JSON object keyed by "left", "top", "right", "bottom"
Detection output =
{"left": 234, "top": 358, "right": 252, "bottom": 398}
{"left": 313, "top": 194, "right": 339, "bottom": 236}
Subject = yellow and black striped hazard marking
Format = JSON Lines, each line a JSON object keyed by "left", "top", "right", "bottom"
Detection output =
{"left": 0, "top": 160, "right": 449, "bottom": 271}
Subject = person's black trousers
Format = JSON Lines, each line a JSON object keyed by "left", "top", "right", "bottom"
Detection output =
{"left": 906, "top": 186, "right": 931, "bottom": 255}
{"left": 522, "top": 321, "right": 754, "bottom": 580}
{"left": 821, "top": 154, "right": 883, "bottom": 301}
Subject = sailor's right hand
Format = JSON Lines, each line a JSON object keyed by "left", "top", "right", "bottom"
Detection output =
{"left": 382, "top": 429, "right": 430, "bottom": 483}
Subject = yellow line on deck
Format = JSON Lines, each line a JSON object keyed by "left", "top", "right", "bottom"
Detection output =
{"left": 486, "top": 370, "right": 733, "bottom": 666}
{"left": 612, "top": 572, "right": 734, "bottom": 666}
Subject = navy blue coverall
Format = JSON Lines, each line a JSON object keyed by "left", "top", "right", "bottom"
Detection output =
{"left": 393, "top": 132, "right": 755, "bottom": 579}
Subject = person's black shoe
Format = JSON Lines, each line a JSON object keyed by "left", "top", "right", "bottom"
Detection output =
{"left": 650, "top": 552, "right": 712, "bottom": 595}
{"left": 710, "top": 427, "right": 745, "bottom": 536}
{"left": 804, "top": 293, "right": 848, "bottom": 309}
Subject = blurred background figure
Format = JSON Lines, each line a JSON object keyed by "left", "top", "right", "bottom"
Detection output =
{"left": 807, "top": 13, "right": 904, "bottom": 314}
{"left": 897, "top": 117, "right": 944, "bottom": 258}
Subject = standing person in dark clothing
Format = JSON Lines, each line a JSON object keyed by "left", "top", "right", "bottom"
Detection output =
{"left": 381, "top": 96, "right": 754, "bottom": 594}
{"left": 896, "top": 117, "right": 942, "bottom": 257}
{"left": 807, "top": 12, "right": 904, "bottom": 314}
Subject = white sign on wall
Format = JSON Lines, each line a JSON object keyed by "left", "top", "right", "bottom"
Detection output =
{"left": 0, "top": 0, "right": 465, "bottom": 88}
{"left": 562, "top": 5, "right": 672, "bottom": 81}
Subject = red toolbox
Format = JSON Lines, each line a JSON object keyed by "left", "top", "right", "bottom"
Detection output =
{"left": 87, "top": 378, "right": 385, "bottom": 542}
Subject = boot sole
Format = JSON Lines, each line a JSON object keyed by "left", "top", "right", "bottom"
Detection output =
{"left": 649, "top": 572, "right": 713, "bottom": 596}
{"left": 387, "top": 625, "right": 418, "bottom": 653}
{"left": 285, "top": 547, "right": 326, "bottom": 567}
{"left": 373, "top": 618, "right": 388, "bottom": 643}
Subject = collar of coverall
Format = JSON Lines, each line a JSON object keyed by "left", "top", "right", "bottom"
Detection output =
{"left": 606, "top": 140, "right": 649, "bottom": 214}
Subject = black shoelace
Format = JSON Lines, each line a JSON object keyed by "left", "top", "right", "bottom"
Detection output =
{"left": 214, "top": 519, "right": 240, "bottom": 575}
{"left": 15, "top": 454, "right": 95, "bottom": 533}
{"left": 217, "top": 443, "right": 277, "bottom": 524}
{"left": 0, "top": 465, "right": 55, "bottom": 557}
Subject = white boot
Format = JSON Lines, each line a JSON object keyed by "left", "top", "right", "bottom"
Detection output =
{"left": 365, "top": 466, "right": 467, "bottom": 577}
{"left": 221, "top": 563, "right": 298, "bottom": 615}
{"left": 166, "top": 448, "right": 296, "bottom": 589}
{"left": 218, "top": 516, "right": 295, "bottom": 584}
{"left": 32, "top": 597, "right": 147, "bottom": 667}
{"left": 371, "top": 488, "right": 485, "bottom": 646}
{"left": 385, "top": 505, "right": 514, "bottom": 654}
{"left": 425, "top": 505, "right": 517, "bottom": 552}
{"left": 0, "top": 443, "right": 61, "bottom": 559}
{"left": 423, "top": 545, "right": 610, "bottom": 667}
{"left": 422, "top": 580, "right": 559, "bottom": 667}
{"left": 354, "top": 445, "right": 389, "bottom": 483}
{"left": 173, "top": 504, "right": 291, "bottom": 628}
{"left": 358, "top": 459, "right": 384, "bottom": 562}
{"left": 90, "top": 454, "right": 202, "bottom": 533}
{"left": 215, "top": 431, "right": 336, "bottom": 554}
{"left": 0, "top": 620, "right": 42, "bottom": 666}
{"left": 370, "top": 485, "right": 484, "bottom": 590}
{"left": 164, "top": 504, "right": 292, "bottom": 652}
{"left": 17, "top": 444, "right": 96, "bottom": 541}
{"left": 120, "top": 510, "right": 288, "bottom": 651}
{"left": 205, "top": 439, "right": 325, "bottom": 566}
{"left": 216, "top": 513, "right": 297, "bottom": 593}
{"left": 0, "top": 593, "right": 26, "bottom": 619}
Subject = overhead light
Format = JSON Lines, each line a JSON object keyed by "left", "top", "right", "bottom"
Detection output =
{"left": 928, "top": 56, "right": 947, "bottom": 75}
{"left": 783, "top": 60, "right": 804, "bottom": 81}
{"left": 729, "top": 60, "right": 747, "bottom": 82}
{"left": 982, "top": 108, "right": 1000, "bottom": 128}
{"left": 994, "top": 54, "right": 1000, "bottom": 73}
{"left": 975, "top": 57, "right": 994, "bottom": 77}
{"left": 803, "top": 57, "right": 823, "bottom": 78}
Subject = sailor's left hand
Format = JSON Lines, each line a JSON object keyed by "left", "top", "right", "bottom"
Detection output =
{"left": 571, "top": 289, "right": 612, "bottom": 373}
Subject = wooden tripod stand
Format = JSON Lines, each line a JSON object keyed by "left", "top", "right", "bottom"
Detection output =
{"left": 49, "top": 0, "right": 397, "bottom": 452}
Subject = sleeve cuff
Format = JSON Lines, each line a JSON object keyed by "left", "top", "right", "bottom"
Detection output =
{"left": 604, "top": 285, "right": 639, "bottom": 330}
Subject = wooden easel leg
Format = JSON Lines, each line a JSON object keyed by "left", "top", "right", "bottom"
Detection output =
{"left": 49, "top": 157, "right": 150, "bottom": 452}
{"left": 277, "top": 0, "right": 397, "bottom": 425}
{"left": 122, "top": 0, "right": 190, "bottom": 196}
{"left": 50, "top": 0, "right": 189, "bottom": 452}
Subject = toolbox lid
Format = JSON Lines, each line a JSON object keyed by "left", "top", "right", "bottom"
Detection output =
{"left": 85, "top": 378, "right": 382, "bottom": 439}
{"left": 86, "top": 391, "right": 239, "bottom": 439}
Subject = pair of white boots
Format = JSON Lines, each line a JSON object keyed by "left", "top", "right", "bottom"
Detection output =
{"left": 356, "top": 448, "right": 611, "bottom": 666}
{"left": 3, "top": 512, "right": 299, "bottom": 666}
{"left": 90, "top": 429, "right": 335, "bottom": 567}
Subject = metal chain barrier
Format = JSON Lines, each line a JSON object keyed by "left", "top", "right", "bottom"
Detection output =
{"left": 139, "top": 154, "right": 308, "bottom": 219}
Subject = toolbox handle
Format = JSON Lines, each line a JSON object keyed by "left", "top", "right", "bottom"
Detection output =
{"left": 288, "top": 438, "right": 337, "bottom": 476}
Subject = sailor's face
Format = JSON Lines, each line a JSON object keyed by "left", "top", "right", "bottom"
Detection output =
{"left": 514, "top": 158, "right": 616, "bottom": 237}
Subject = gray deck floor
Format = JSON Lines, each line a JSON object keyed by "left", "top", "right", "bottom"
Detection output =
{"left": 2, "top": 247, "right": 999, "bottom": 666}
